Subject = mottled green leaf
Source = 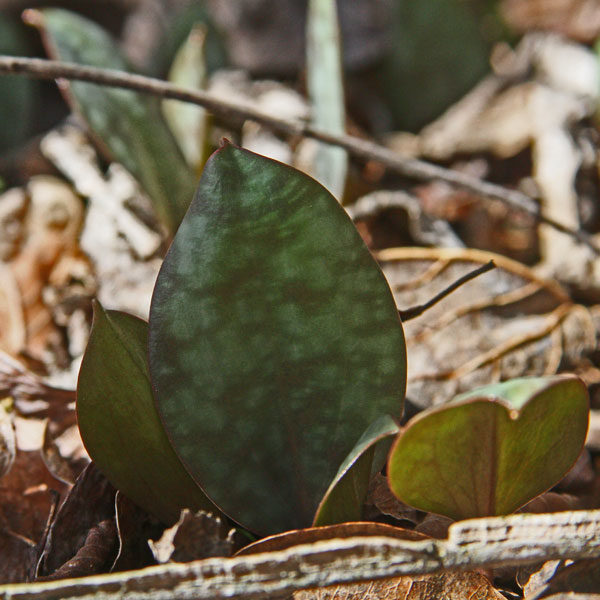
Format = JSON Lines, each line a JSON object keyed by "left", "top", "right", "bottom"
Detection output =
{"left": 30, "top": 8, "right": 196, "bottom": 235}
{"left": 313, "top": 414, "right": 399, "bottom": 527}
{"left": 77, "top": 302, "right": 215, "bottom": 525}
{"left": 0, "top": 14, "right": 35, "bottom": 153}
{"left": 149, "top": 142, "right": 406, "bottom": 535}
{"left": 388, "top": 376, "right": 589, "bottom": 521}
{"left": 379, "top": 0, "right": 493, "bottom": 131}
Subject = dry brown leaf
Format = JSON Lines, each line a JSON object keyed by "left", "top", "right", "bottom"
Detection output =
{"left": 42, "top": 410, "right": 86, "bottom": 485}
{"left": 0, "top": 397, "right": 15, "bottom": 480}
{"left": 149, "top": 509, "right": 234, "bottom": 564}
{"left": 0, "top": 351, "right": 84, "bottom": 481}
{"left": 501, "top": 0, "right": 600, "bottom": 42}
{"left": 0, "top": 450, "right": 68, "bottom": 583}
{"left": 365, "top": 473, "right": 418, "bottom": 525}
{"left": 520, "top": 559, "right": 563, "bottom": 599}
{"left": 394, "top": 33, "right": 600, "bottom": 288}
{"left": 347, "top": 190, "right": 464, "bottom": 251}
{"left": 414, "top": 514, "right": 454, "bottom": 540}
{"left": 0, "top": 187, "right": 27, "bottom": 262}
{"left": 555, "top": 451, "right": 596, "bottom": 494}
{"left": 520, "top": 492, "right": 583, "bottom": 514}
{"left": 0, "top": 262, "right": 26, "bottom": 357}
{"left": 376, "top": 247, "right": 594, "bottom": 410}
{"left": 295, "top": 571, "right": 504, "bottom": 600}
{"left": 237, "top": 522, "right": 428, "bottom": 557}
{"left": 112, "top": 493, "right": 161, "bottom": 573}
{"left": 39, "top": 518, "right": 117, "bottom": 581}
{"left": 7, "top": 176, "right": 86, "bottom": 364}
{"left": 36, "top": 462, "right": 116, "bottom": 579}
{"left": 524, "top": 559, "right": 600, "bottom": 598}
{"left": 41, "top": 126, "right": 161, "bottom": 319}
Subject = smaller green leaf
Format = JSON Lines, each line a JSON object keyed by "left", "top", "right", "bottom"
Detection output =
{"left": 313, "top": 415, "right": 399, "bottom": 526}
{"left": 387, "top": 376, "right": 589, "bottom": 521}
{"left": 162, "top": 24, "right": 210, "bottom": 173}
{"left": 305, "top": 0, "right": 348, "bottom": 199}
{"left": 77, "top": 302, "right": 215, "bottom": 525}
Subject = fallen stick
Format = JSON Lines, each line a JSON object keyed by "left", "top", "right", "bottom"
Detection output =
{"left": 0, "top": 54, "right": 598, "bottom": 255}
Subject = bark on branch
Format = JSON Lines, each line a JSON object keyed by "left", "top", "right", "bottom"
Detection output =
{"left": 1, "top": 510, "right": 600, "bottom": 600}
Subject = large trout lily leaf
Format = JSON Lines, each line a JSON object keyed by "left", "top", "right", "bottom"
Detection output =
{"left": 149, "top": 142, "right": 406, "bottom": 535}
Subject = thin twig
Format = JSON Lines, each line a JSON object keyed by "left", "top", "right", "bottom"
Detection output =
{"left": 0, "top": 55, "right": 598, "bottom": 254}
{"left": 399, "top": 260, "right": 495, "bottom": 321}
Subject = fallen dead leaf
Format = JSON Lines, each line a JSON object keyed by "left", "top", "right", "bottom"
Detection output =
{"left": 0, "top": 398, "right": 15, "bottom": 479}
{"left": 0, "top": 450, "right": 68, "bottom": 583}
{"left": 149, "top": 509, "right": 234, "bottom": 564}
{"left": 112, "top": 492, "right": 161, "bottom": 573}
{"left": 0, "top": 187, "right": 27, "bottom": 262}
{"left": 524, "top": 558, "right": 600, "bottom": 598}
{"left": 391, "top": 33, "right": 600, "bottom": 289}
{"left": 376, "top": 247, "right": 595, "bottom": 410}
{"left": 295, "top": 571, "right": 504, "bottom": 600}
{"left": 40, "top": 126, "right": 161, "bottom": 320}
{"left": 347, "top": 190, "right": 464, "bottom": 250}
{"left": 8, "top": 175, "right": 86, "bottom": 365}
{"left": 520, "top": 492, "right": 583, "bottom": 514}
{"left": 364, "top": 473, "right": 418, "bottom": 526}
{"left": 501, "top": 0, "right": 600, "bottom": 42}
{"left": 519, "top": 559, "right": 563, "bottom": 599}
{"left": 39, "top": 518, "right": 117, "bottom": 581}
{"left": 36, "top": 462, "right": 116, "bottom": 579}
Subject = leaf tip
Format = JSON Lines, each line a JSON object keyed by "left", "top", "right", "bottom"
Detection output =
{"left": 21, "top": 8, "right": 43, "bottom": 27}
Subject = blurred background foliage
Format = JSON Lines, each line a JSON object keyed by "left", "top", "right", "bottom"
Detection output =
{"left": 0, "top": 13, "right": 36, "bottom": 155}
{"left": 0, "top": 0, "right": 532, "bottom": 176}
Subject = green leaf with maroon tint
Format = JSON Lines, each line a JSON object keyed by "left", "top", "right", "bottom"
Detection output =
{"left": 149, "top": 142, "right": 406, "bottom": 535}
{"left": 313, "top": 414, "right": 399, "bottom": 527}
{"left": 29, "top": 8, "right": 195, "bottom": 235}
{"left": 387, "top": 376, "right": 589, "bottom": 521}
{"left": 77, "top": 302, "right": 215, "bottom": 525}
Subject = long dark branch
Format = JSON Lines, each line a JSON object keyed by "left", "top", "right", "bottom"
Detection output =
{"left": 0, "top": 55, "right": 598, "bottom": 255}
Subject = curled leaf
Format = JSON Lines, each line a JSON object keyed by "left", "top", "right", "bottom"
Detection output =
{"left": 313, "top": 414, "right": 399, "bottom": 526}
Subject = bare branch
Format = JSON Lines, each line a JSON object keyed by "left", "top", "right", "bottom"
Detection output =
{"left": 0, "top": 510, "right": 600, "bottom": 600}
{"left": 0, "top": 55, "right": 598, "bottom": 254}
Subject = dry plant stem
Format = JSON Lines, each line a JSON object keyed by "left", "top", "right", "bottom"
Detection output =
{"left": 376, "top": 247, "right": 574, "bottom": 380}
{"left": 375, "top": 247, "right": 572, "bottom": 303}
{"left": 410, "top": 302, "right": 572, "bottom": 381}
{"left": 1, "top": 510, "right": 600, "bottom": 600}
{"left": 398, "top": 260, "right": 495, "bottom": 321}
{"left": 393, "top": 259, "right": 452, "bottom": 292}
{"left": 0, "top": 55, "right": 598, "bottom": 256}
{"left": 408, "top": 281, "right": 543, "bottom": 344}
